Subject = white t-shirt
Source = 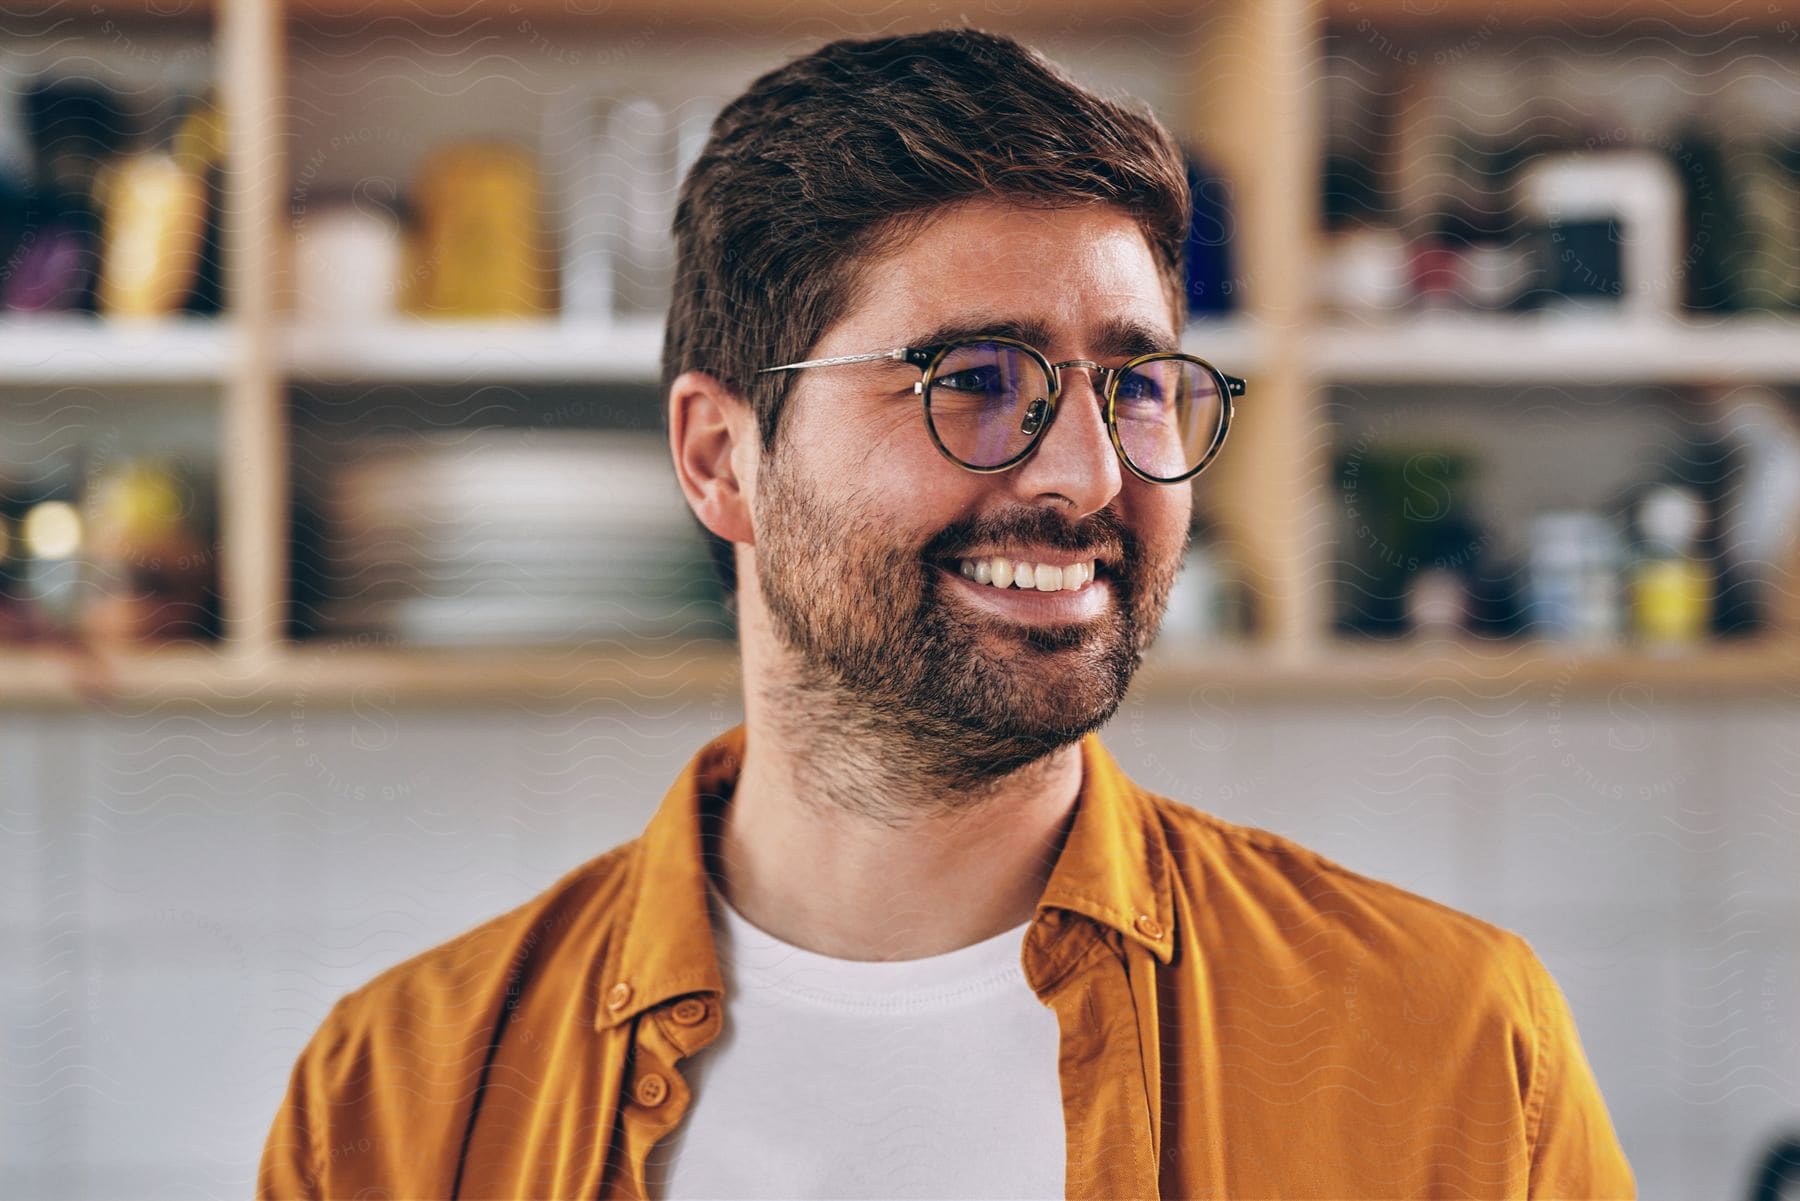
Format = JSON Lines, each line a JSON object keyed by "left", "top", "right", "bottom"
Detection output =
{"left": 646, "top": 879, "right": 1066, "bottom": 1200}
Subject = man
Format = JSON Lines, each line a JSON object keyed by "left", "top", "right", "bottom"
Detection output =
{"left": 259, "top": 28, "right": 1635, "bottom": 1201}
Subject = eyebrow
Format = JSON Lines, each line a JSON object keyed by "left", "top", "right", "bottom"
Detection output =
{"left": 902, "top": 315, "right": 1180, "bottom": 360}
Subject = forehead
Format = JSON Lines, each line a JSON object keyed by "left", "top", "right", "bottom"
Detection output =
{"left": 837, "top": 199, "right": 1176, "bottom": 347}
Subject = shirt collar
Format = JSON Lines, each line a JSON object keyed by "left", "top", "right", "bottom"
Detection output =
{"left": 1038, "top": 731, "right": 1176, "bottom": 965}
{"left": 595, "top": 723, "right": 1175, "bottom": 1030}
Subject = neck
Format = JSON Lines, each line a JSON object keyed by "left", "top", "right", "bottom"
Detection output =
{"left": 712, "top": 599, "right": 1084, "bottom": 961}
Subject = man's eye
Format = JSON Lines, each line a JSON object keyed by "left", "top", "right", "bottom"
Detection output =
{"left": 936, "top": 367, "right": 1001, "bottom": 393}
{"left": 1115, "top": 373, "right": 1164, "bottom": 405}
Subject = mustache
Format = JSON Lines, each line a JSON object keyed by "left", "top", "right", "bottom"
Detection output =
{"left": 919, "top": 506, "right": 1133, "bottom": 568}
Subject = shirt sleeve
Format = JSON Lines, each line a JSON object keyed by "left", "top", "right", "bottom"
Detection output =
{"left": 256, "top": 999, "right": 345, "bottom": 1200}
{"left": 1509, "top": 933, "right": 1638, "bottom": 1201}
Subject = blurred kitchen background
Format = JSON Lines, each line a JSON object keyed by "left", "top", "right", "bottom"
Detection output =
{"left": 1, "top": 0, "right": 1798, "bottom": 1198}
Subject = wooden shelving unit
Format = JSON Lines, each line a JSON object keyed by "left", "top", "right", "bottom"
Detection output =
{"left": 1314, "top": 313, "right": 1800, "bottom": 385}
{"left": 3, "top": 0, "right": 1797, "bottom": 709}
{"left": 6, "top": 633, "right": 1796, "bottom": 710}
{"left": 0, "top": 317, "right": 233, "bottom": 384}
{"left": 1325, "top": 0, "right": 1800, "bottom": 28}
{"left": 277, "top": 315, "right": 1268, "bottom": 386}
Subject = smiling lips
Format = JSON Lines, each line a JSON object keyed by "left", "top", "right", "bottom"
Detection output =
{"left": 954, "top": 556, "right": 1097, "bottom": 593}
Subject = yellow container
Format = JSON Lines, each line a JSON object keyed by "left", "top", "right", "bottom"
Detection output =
{"left": 403, "top": 142, "right": 552, "bottom": 318}
{"left": 98, "top": 154, "right": 207, "bottom": 318}
{"left": 1631, "top": 557, "right": 1712, "bottom": 647}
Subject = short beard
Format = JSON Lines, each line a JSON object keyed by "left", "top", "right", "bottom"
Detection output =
{"left": 751, "top": 449, "right": 1180, "bottom": 795}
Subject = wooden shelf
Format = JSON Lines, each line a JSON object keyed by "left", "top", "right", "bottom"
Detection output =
{"left": 279, "top": 315, "right": 1265, "bottom": 385}
{"left": 1184, "top": 318, "right": 1265, "bottom": 377}
{"left": 4, "top": 636, "right": 1795, "bottom": 709}
{"left": 281, "top": 316, "right": 666, "bottom": 385}
{"left": 1314, "top": 313, "right": 1800, "bottom": 386}
{"left": 6, "top": 0, "right": 213, "bottom": 24}
{"left": 14, "top": 311, "right": 1799, "bottom": 390}
{"left": 1139, "top": 637, "right": 1800, "bottom": 698}
{"left": 0, "top": 317, "right": 232, "bottom": 386}
{"left": 0, "top": 642, "right": 742, "bottom": 709}
{"left": 1325, "top": 0, "right": 1800, "bottom": 31}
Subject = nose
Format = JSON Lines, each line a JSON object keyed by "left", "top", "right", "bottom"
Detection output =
{"left": 1004, "top": 363, "right": 1122, "bottom": 516}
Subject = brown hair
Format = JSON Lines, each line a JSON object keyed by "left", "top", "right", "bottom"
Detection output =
{"left": 662, "top": 26, "right": 1192, "bottom": 596}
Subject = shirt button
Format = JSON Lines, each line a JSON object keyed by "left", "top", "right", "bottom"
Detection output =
{"left": 606, "top": 981, "right": 633, "bottom": 1010}
{"left": 1135, "top": 913, "right": 1165, "bottom": 940}
{"left": 635, "top": 1073, "right": 669, "bottom": 1107}
{"left": 670, "top": 997, "right": 708, "bottom": 1026}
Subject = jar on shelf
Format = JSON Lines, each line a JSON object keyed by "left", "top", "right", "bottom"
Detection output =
{"left": 1629, "top": 484, "right": 1712, "bottom": 652}
{"left": 1527, "top": 510, "right": 1625, "bottom": 647}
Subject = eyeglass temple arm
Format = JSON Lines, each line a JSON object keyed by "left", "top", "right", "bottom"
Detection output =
{"left": 1223, "top": 374, "right": 1247, "bottom": 398}
{"left": 756, "top": 349, "right": 910, "bottom": 374}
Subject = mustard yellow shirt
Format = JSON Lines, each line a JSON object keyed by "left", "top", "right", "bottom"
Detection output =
{"left": 258, "top": 723, "right": 1635, "bottom": 1199}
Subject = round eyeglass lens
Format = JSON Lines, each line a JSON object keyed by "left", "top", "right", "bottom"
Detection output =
{"left": 923, "top": 342, "right": 1052, "bottom": 469}
{"left": 1109, "top": 357, "right": 1227, "bottom": 481}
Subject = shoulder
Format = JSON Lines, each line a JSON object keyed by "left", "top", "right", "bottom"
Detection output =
{"left": 259, "top": 841, "right": 645, "bottom": 1196}
{"left": 323, "top": 839, "right": 642, "bottom": 1041}
{"left": 1141, "top": 789, "right": 1536, "bottom": 1011}
{"left": 343, "top": 842, "right": 640, "bottom": 1022}
{"left": 1120, "top": 788, "right": 1632, "bottom": 1191}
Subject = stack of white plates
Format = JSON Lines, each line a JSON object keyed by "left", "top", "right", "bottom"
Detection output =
{"left": 316, "top": 430, "right": 723, "bottom": 646}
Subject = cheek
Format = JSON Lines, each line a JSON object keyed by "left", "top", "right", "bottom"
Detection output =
{"left": 841, "top": 461, "right": 986, "bottom": 558}
{"left": 1126, "top": 483, "right": 1192, "bottom": 552}
{"left": 835, "top": 403, "right": 983, "bottom": 498}
{"left": 1162, "top": 490, "right": 1194, "bottom": 545}
{"left": 840, "top": 401, "right": 928, "bottom": 470}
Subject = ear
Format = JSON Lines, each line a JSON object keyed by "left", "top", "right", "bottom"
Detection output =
{"left": 668, "top": 369, "right": 756, "bottom": 547}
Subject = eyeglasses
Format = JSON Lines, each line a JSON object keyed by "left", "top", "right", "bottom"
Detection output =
{"left": 757, "top": 335, "right": 1245, "bottom": 485}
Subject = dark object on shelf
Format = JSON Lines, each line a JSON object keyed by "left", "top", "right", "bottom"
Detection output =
{"left": 1321, "top": 151, "right": 1383, "bottom": 233}
{"left": 1710, "top": 385, "right": 1800, "bottom": 637}
{"left": 1463, "top": 552, "right": 1528, "bottom": 639}
{"left": 174, "top": 92, "right": 226, "bottom": 316}
{"left": 1664, "top": 124, "right": 1798, "bottom": 315}
{"left": 182, "top": 163, "right": 225, "bottom": 315}
{"left": 1529, "top": 217, "right": 1623, "bottom": 303}
{"left": 1725, "top": 129, "right": 1800, "bottom": 313}
{"left": 0, "top": 178, "right": 31, "bottom": 308}
{"left": 1749, "top": 134, "right": 1800, "bottom": 311}
{"left": 1334, "top": 445, "right": 1491, "bottom": 638}
{"left": 1671, "top": 123, "right": 1743, "bottom": 314}
{"left": 1748, "top": 1133, "right": 1800, "bottom": 1201}
{"left": 1679, "top": 125, "right": 1800, "bottom": 315}
{"left": 4, "top": 77, "right": 129, "bottom": 314}
{"left": 1, "top": 214, "right": 96, "bottom": 312}
{"left": 23, "top": 77, "right": 127, "bottom": 196}
{"left": 1183, "top": 151, "right": 1236, "bottom": 316}
{"left": 1514, "top": 151, "right": 1685, "bottom": 319}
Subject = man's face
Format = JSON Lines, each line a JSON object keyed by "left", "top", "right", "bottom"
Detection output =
{"left": 748, "top": 199, "right": 1192, "bottom": 783}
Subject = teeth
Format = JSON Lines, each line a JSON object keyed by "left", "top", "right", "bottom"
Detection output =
{"left": 953, "top": 557, "right": 1100, "bottom": 593}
